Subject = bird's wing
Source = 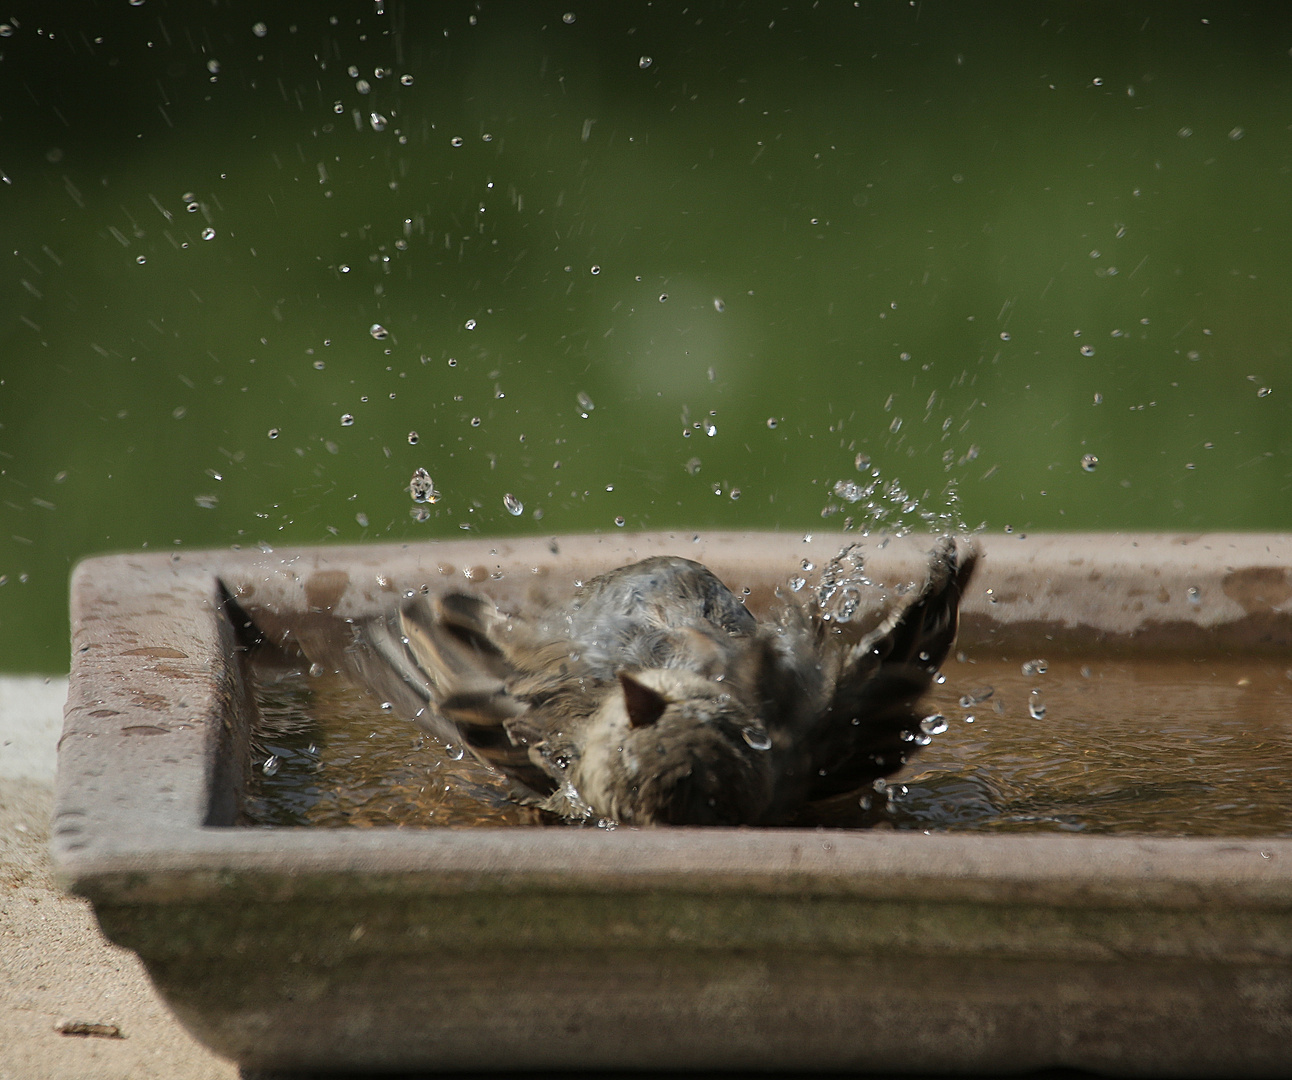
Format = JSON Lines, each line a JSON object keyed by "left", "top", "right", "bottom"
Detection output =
{"left": 802, "top": 536, "right": 979, "bottom": 802}
{"left": 393, "top": 593, "right": 557, "bottom": 795}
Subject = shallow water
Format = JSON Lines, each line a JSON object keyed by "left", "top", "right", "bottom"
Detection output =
{"left": 243, "top": 654, "right": 1292, "bottom": 836}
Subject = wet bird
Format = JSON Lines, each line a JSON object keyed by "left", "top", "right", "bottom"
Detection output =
{"left": 362, "top": 537, "right": 977, "bottom": 826}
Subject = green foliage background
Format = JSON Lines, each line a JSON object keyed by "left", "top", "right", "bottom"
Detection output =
{"left": 2, "top": 1, "right": 1291, "bottom": 671}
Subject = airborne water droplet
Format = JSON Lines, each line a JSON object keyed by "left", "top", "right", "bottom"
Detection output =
{"left": 503, "top": 493, "right": 523, "bottom": 516}
{"left": 370, "top": 323, "right": 389, "bottom": 340}
{"left": 741, "top": 727, "right": 771, "bottom": 751}
{"left": 919, "top": 714, "right": 948, "bottom": 736}
{"left": 408, "top": 467, "right": 440, "bottom": 504}
{"left": 1081, "top": 454, "right": 1099, "bottom": 472}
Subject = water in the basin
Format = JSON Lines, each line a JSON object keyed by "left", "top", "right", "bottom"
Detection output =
{"left": 244, "top": 668, "right": 544, "bottom": 828}
{"left": 244, "top": 655, "right": 1292, "bottom": 836}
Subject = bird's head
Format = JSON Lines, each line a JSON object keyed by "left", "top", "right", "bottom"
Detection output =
{"left": 570, "top": 667, "right": 777, "bottom": 825}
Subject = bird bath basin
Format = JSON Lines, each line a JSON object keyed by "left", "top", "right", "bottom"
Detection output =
{"left": 53, "top": 532, "right": 1292, "bottom": 1076}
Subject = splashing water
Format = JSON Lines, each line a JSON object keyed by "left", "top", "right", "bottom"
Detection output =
{"left": 408, "top": 468, "right": 440, "bottom": 504}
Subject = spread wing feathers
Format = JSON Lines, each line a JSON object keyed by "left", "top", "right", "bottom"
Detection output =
{"left": 344, "top": 595, "right": 548, "bottom": 801}
{"left": 394, "top": 593, "right": 557, "bottom": 794}
{"left": 803, "top": 536, "right": 979, "bottom": 802}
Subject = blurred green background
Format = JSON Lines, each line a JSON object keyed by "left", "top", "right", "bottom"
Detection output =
{"left": 2, "top": 1, "right": 1291, "bottom": 672}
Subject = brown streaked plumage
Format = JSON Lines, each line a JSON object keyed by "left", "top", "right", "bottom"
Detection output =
{"left": 362, "top": 537, "right": 978, "bottom": 825}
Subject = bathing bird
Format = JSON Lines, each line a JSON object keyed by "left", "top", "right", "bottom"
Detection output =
{"left": 362, "top": 537, "right": 977, "bottom": 826}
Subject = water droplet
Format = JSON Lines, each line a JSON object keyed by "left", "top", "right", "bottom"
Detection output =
{"left": 1229, "top": 126, "right": 1244, "bottom": 140}
{"left": 704, "top": 420, "right": 717, "bottom": 437}
{"left": 872, "top": 778, "right": 888, "bottom": 793}
{"left": 1187, "top": 586, "right": 1202, "bottom": 606}
{"left": 741, "top": 726, "right": 771, "bottom": 751}
{"left": 959, "top": 686, "right": 994, "bottom": 708}
{"left": 267, "top": 428, "right": 280, "bottom": 439}
{"left": 1080, "top": 345, "right": 1095, "bottom": 357}
{"left": 576, "top": 390, "right": 595, "bottom": 412}
{"left": 1257, "top": 386, "right": 1273, "bottom": 398}
{"left": 563, "top": 12, "right": 576, "bottom": 23}
{"left": 832, "top": 480, "right": 864, "bottom": 503}
{"left": 766, "top": 417, "right": 778, "bottom": 429}
{"left": 445, "top": 742, "right": 466, "bottom": 761}
{"left": 713, "top": 297, "right": 725, "bottom": 312}
{"left": 1028, "top": 690, "right": 1047, "bottom": 720}
{"left": 356, "top": 512, "right": 369, "bottom": 527}
{"left": 1000, "top": 331, "right": 1011, "bottom": 341}
{"left": 1021, "top": 659, "right": 1048, "bottom": 676}
{"left": 369, "top": 112, "right": 388, "bottom": 131}
{"left": 919, "top": 714, "right": 948, "bottom": 736}
{"left": 684, "top": 458, "right": 702, "bottom": 475}
{"left": 450, "top": 136, "right": 464, "bottom": 147}
{"left": 469, "top": 417, "right": 481, "bottom": 427}
{"left": 400, "top": 74, "right": 414, "bottom": 86}
{"left": 789, "top": 576, "right": 806, "bottom": 592}
{"left": 340, "top": 413, "right": 355, "bottom": 426}
{"left": 590, "top": 264, "right": 601, "bottom": 275}
{"left": 201, "top": 227, "right": 216, "bottom": 240}
{"left": 408, "top": 467, "right": 440, "bottom": 504}
{"left": 889, "top": 417, "right": 902, "bottom": 433}
{"left": 261, "top": 755, "right": 281, "bottom": 776}
{"left": 369, "top": 323, "right": 389, "bottom": 340}
{"left": 1081, "top": 454, "right": 1099, "bottom": 472}
{"left": 1093, "top": 392, "right": 1103, "bottom": 405}
{"left": 639, "top": 55, "right": 653, "bottom": 69}
{"left": 135, "top": 255, "right": 146, "bottom": 265}
{"left": 207, "top": 58, "right": 221, "bottom": 75}
{"left": 503, "top": 493, "right": 524, "bottom": 516}
{"left": 614, "top": 516, "right": 626, "bottom": 527}
{"left": 1178, "top": 126, "right": 1192, "bottom": 138}
{"left": 407, "top": 431, "right": 419, "bottom": 445}
{"left": 658, "top": 293, "right": 668, "bottom": 303}
{"left": 465, "top": 318, "right": 477, "bottom": 330}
